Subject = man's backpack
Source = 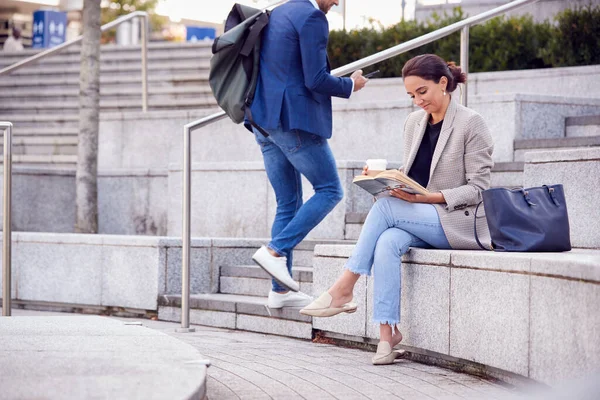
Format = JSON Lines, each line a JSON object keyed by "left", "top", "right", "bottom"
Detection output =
{"left": 209, "top": 4, "right": 270, "bottom": 134}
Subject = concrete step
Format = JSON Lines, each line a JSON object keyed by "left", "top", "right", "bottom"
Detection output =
{"left": 3, "top": 60, "right": 210, "bottom": 78}
{"left": 514, "top": 135, "right": 600, "bottom": 161}
{"left": 0, "top": 85, "right": 213, "bottom": 100}
{"left": 0, "top": 49, "right": 211, "bottom": 69}
{"left": 0, "top": 136, "right": 78, "bottom": 156}
{"left": 158, "top": 292, "right": 313, "bottom": 339}
{"left": 0, "top": 97, "right": 217, "bottom": 114}
{"left": 566, "top": 115, "right": 600, "bottom": 138}
{"left": 0, "top": 114, "right": 79, "bottom": 129}
{"left": 0, "top": 42, "right": 213, "bottom": 67}
{"left": 219, "top": 265, "right": 313, "bottom": 297}
{"left": 0, "top": 72, "right": 208, "bottom": 89}
{"left": 0, "top": 154, "right": 77, "bottom": 167}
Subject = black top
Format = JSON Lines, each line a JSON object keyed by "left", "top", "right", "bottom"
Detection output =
{"left": 408, "top": 119, "right": 444, "bottom": 188}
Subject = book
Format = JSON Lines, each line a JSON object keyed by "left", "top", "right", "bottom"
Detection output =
{"left": 352, "top": 169, "right": 429, "bottom": 196}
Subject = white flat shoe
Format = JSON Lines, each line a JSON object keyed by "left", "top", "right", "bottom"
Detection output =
{"left": 252, "top": 246, "right": 299, "bottom": 292}
{"left": 372, "top": 342, "right": 406, "bottom": 365}
{"left": 299, "top": 292, "right": 357, "bottom": 317}
{"left": 268, "top": 290, "right": 313, "bottom": 309}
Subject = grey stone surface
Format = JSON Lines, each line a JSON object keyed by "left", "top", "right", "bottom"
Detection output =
{"left": 102, "top": 245, "right": 160, "bottom": 310}
{"left": 345, "top": 223, "right": 362, "bottom": 240}
{"left": 220, "top": 276, "right": 271, "bottom": 297}
{"left": 236, "top": 314, "right": 313, "bottom": 339}
{"left": 451, "top": 251, "right": 532, "bottom": 273}
{"left": 312, "top": 255, "right": 368, "bottom": 338}
{"left": 159, "top": 305, "right": 237, "bottom": 329}
{"left": 366, "top": 263, "right": 451, "bottom": 355}
{"left": 166, "top": 246, "right": 213, "bottom": 294}
{"left": 98, "top": 171, "right": 168, "bottom": 235}
{"left": 405, "top": 248, "right": 453, "bottom": 265}
{"left": 0, "top": 168, "right": 167, "bottom": 235}
{"left": 167, "top": 166, "right": 270, "bottom": 238}
{"left": 490, "top": 170, "right": 523, "bottom": 188}
{"left": 529, "top": 250, "right": 600, "bottom": 282}
{"left": 524, "top": 149, "right": 600, "bottom": 248}
{"left": 450, "top": 268, "right": 530, "bottom": 376}
{"left": 0, "top": 315, "right": 208, "bottom": 400}
{"left": 567, "top": 125, "right": 600, "bottom": 137}
{"left": 0, "top": 168, "right": 75, "bottom": 232}
{"left": 16, "top": 241, "right": 104, "bottom": 305}
{"left": 314, "top": 244, "right": 355, "bottom": 258}
{"left": 519, "top": 99, "right": 600, "bottom": 139}
{"left": 529, "top": 276, "right": 600, "bottom": 383}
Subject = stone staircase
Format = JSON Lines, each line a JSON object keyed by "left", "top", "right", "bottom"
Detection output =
{"left": 159, "top": 265, "right": 315, "bottom": 339}
{"left": 0, "top": 42, "right": 215, "bottom": 166}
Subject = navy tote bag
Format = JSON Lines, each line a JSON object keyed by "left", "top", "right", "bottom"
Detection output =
{"left": 475, "top": 184, "right": 572, "bottom": 252}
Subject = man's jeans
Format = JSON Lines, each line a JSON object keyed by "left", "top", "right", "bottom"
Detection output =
{"left": 253, "top": 127, "right": 343, "bottom": 292}
{"left": 345, "top": 197, "right": 451, "bottom": 325}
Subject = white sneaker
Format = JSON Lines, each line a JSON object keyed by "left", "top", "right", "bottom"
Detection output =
{"left": 268, "top": 290, "right": 313, "bottom": 309}
{"left": 252, "top": 246, "right": 300, "bottom": 292}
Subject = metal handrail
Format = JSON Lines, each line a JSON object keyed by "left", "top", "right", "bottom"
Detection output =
{"left": 1, "top": 122, "right": 12, "bottom": 317}
{"left": 178, "top": 0, "right": 540, "bottom": 331}
{"left": 0, "top": 11, "right": 149, "bottom": 112}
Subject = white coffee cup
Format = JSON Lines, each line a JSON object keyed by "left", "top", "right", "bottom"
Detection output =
{"left": 365, "top": 159, "right": 387, "bottom": 176}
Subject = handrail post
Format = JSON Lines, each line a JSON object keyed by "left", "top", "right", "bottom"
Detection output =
{"left": 176, "top": 123, "right": 194, "bottom": 333}
{"left": 1, "top": 122, "right": 12, "bottom": 317}
{"left": 140, "top": 14, "right": 148, "bottom": 112}
{"left": 460, "top": 26, "right": 469, "bottom": 106}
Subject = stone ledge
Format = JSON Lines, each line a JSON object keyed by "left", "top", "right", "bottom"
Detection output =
{"left": 314, "top": 245, "right": 600, "bottom": 282}
{"left": 524, "top": 147, "right": 600, "bottom": 163}
{"left": 312, "top": 244, "right": 600, "bottom": 386}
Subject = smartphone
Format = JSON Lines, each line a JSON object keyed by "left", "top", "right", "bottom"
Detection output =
{"left": 364, "top": 70, "right": 380, "bottom": 79}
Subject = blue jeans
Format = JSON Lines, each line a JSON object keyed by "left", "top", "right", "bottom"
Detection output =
{"left": 346, "top": 197, "right": 451, "bottom": 325}
{"left": 253, "top": 127, "right": 343, "bottom": 292}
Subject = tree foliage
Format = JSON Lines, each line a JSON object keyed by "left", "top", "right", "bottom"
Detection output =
{"left": 328, "top": 4, "right": 599, "bottom": 77}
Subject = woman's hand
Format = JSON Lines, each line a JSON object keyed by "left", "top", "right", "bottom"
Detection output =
{"left": 389, "top": 188, "right": 446, "bottom": 204}
{"left": 362, "top": 165, "right": 369, "bottom": 175}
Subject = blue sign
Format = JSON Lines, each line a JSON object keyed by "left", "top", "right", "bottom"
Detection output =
{"left": 32, "top": 10, "right": 67, "bottom": 49}
{"left": 186, "top": 26, "right": 216, "bottom": 42}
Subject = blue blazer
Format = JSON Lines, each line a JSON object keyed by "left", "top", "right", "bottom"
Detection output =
{"left": 248, "top": 0, "right": 353, "bottom": 139}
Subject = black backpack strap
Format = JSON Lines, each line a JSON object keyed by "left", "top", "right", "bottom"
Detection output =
{"left": 474, "top": 201, "right": 492, "bottom": 251}
{"left": 245, "top": 107, "right": 270, "bottom": 137}
{"left": 240, "top": 12, "right": 269, "bottom": 57}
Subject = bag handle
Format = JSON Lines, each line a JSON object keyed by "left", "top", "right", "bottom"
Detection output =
{"left": 240, "top": 12, "right": 269, "bottom": 57}
{"left": 474, "top": 201, "right": 493, "bottom": 251}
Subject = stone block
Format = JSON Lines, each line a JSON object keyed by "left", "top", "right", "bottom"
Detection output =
{"left": 524, "top": 148, "right": 600, "bottom": 248}
{"left": 311, "top": 255, "right": 368, "bottom": 337}
{"left": 366, "top": 263, "right": 450, "bottom": 355}
{"left": 165, "top": 245, "right": 212, "bottom": 294}
{"left": 101, "top": 245, "right": 160, "bottom": 310}
{"left": 0, "top": 168, "right": 75, "bottom": 233}
{"left": 529, "top": 276, "right": 600, "bottom": 384}
{"left": 220, "top": 276, "right": 270, "bottom": 297}
{"left": 450, "top": 268, "right": 529, "bottom": 376}
{"left": 158, "top": 305, "right": 237, "bottom": 329}
{"left": 98, "top": 171, "right": 168, "bottom": 235}
{"left": 236, "top": 314, "right": 312, "bottom": 339}
{"left": 451, "top": 251, "right": 532, "bottom": 273}
{"left": 167, "top": 164, "right": 270, "bottom": 237}
{"left": 529, "top": 250, "right": 600, "bottom": 282}
{"left": 16, "top": 241, "right": 103, "bottom": 305}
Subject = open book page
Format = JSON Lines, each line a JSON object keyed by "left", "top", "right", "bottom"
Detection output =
{"left": 352, "top": 169, "right": 429, "bottom": 196}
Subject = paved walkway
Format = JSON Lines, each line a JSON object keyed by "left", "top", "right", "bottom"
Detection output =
{"left": 3, "top": 309, "right": 537, "bottom": 400}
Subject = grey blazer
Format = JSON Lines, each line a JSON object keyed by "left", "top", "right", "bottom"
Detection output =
{"left": 403, "top": 96, "right": 494, "bottom": 250}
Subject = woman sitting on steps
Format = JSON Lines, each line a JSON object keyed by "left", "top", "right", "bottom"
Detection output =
{"left": 300, "top": 54, "right": 494, "bottom": 365}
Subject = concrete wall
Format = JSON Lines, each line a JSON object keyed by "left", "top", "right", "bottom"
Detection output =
{"left": 100, "top": 91, "right": 600, "bottom": 172}
{"left": 523, "top": 148, "right": 600, "bottom": 248}
{"left": 0, "top": 168, "right": 167, "bottom": 235}
{"left": 312, "top": 244, "right": 600, "bottom": 386}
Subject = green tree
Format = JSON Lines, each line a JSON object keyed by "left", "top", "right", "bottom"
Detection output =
{"left": 101, "top": 0, "right": 169, "bottom": 43}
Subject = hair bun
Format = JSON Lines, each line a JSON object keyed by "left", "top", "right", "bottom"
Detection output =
{"left": 446, "top": 61, "right": 466, "bottom": 91}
